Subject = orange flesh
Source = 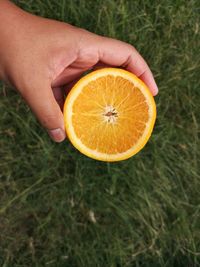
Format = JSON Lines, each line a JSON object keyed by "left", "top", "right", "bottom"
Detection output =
{"left": 72, "top": 75, "right": 149, "bottom": 154}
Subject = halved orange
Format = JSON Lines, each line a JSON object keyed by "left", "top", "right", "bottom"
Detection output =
{"left": 64, "top": 68, "right": 156, "bottom": 162}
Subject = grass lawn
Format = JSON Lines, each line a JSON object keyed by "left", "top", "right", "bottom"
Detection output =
{"left": 0, "top": 0, "right": 200, "bottom": 266}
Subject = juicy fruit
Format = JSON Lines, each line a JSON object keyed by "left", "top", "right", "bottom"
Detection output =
{"left": 64, "top": 68, "right": 156, "bottom": 162}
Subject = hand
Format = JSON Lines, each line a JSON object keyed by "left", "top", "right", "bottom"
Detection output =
{"left": 0, "top": 1, "right": 158, "bottom": 142}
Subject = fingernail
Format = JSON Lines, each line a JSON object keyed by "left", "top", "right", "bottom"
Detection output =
{"left": 48, "top": 128, "right": 66, "bottom": 142}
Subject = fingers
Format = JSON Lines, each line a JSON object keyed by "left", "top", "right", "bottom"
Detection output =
{"left": 21, "top": 82, "right": 66, "bottom": 142}
{"left": 138, "top": 70, "right": 158, "bottom": 96}
{"left": 92, "top": 61, "right": 114, "bottom": 70}
{"left": 96, "top": 36, "right": 158, "bottom": 95}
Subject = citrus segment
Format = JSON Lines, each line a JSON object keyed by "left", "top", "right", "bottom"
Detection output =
{"left": 64, "top": 68, "right": 156, "bottom": 161}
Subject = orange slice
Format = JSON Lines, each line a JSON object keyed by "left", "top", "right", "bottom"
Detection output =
{"left": 64, "top": 68, "right": 156, "bottom": 162}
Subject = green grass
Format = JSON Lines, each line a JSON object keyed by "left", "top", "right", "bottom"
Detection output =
{"left": 0, "top": 0, "right": 200, "bottom": 266}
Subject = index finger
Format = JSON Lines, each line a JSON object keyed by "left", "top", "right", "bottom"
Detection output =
{"left": 96, "top": 36, "right": 158, "bottom": 96}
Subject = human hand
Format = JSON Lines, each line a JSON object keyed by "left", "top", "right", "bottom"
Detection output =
{"left": 0, "top": 1, "right": 158, "bottom": 142}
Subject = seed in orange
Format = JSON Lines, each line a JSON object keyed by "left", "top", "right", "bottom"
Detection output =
{"left": 64, "top": 68, "right": 156, "bottom": 162}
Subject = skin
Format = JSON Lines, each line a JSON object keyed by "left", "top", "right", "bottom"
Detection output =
{"left": 0, "top": 0, "right": 158, "bottom": 142}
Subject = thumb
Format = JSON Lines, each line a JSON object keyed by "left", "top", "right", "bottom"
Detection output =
{"left": 21, "top": 82, "right": 66, "bottom": 142}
